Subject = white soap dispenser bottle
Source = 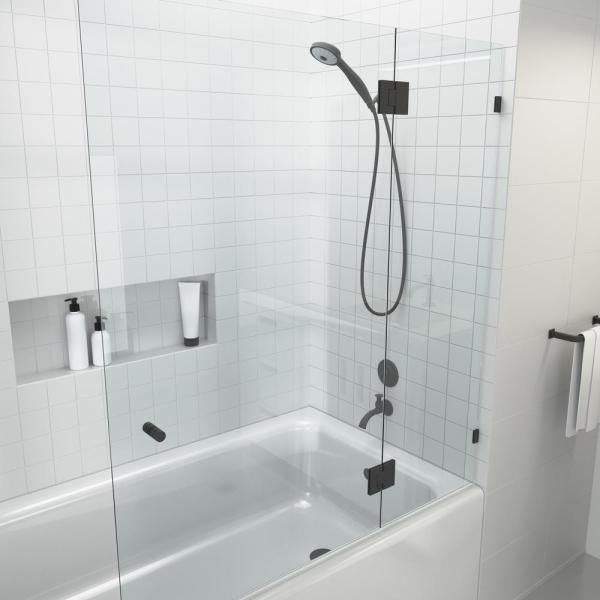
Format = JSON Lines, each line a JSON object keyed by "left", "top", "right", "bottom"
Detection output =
{"left": 91, "top": 315, "right": 112, "bottom": 367}
{"left": 64, "top": 297, "right": 89, "bottom": 371}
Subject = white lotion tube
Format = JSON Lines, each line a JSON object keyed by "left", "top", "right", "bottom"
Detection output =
{"left": 178, "top": 281, "right": 201, "bottom": 347}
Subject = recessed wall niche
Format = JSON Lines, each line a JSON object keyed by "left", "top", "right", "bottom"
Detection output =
{"left": 9, "top": 275, "right": 216, "bottom": 384}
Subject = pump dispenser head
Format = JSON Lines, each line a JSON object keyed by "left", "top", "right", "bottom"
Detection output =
{"left": 94, "top": 316, "right": 107, "bottom": 331}
{"left": 65, "top": 297, "right": 80, "bottom": 312}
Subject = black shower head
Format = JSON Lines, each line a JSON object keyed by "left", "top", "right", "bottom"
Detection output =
{"left": 310, "top": 41, "right": 376, "bottom": 113}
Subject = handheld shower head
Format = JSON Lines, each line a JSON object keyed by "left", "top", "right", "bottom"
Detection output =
{"left": 310, "top": 42, "right": 341, "bottom": 66}
{"left": 308, "top": 41, "right": 408, "bottom": 318}
{"left": 310, "top": 41, "right": 375, "bottom": 113}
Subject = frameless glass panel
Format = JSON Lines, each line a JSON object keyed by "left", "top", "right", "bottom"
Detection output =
{"left": 79, "top": 1, "right": 398, "bottom": 598}
{"left": 380, "top": 24, "right": 508, "bottom": 524}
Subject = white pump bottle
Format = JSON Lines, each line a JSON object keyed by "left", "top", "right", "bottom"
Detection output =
{"left": 64, "top": 297, "right": 89, "bottom": 371}
{"left": 91, "top": 315, "right": 112, "bottom": 367}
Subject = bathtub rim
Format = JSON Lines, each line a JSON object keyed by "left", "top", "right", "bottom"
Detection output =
{"left": 0, "top": 406, "right": 469, "bottom": 529}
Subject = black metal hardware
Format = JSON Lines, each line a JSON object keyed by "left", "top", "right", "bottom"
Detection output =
{"left": 472, "top": 429, "right": 480, "bottom": 444}
{"left": 359, "top": 394, "right": 394, "bottom": 429}
{"left": 548, "top": 316, "right": 600, "bottom": 343}
{"left": 548, "top": 329, "right": 583, "bottom": 343}
{"left": 377, "top": 80, "right": 409, "bottom": 115}
{"left": 365, "top": 459, "right": 396, "bottom": 496}
{"left": 309, "top": 548, "right": 330, "bottom": 560}
{"left": 378, "top": 359, "right": 399, "bottom": 387}
{"left": 143, "top": 422, "right": 166, "bottom": 442}
{"left": 494, "top": 96, "right": 502, "bottom": 113}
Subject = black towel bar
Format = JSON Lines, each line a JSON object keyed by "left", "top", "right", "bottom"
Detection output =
{"left": 548, "top": 329, "right": 583, "bottom": 343}
{"left": 548, "top": 315, "right": 600, "bottom": 343}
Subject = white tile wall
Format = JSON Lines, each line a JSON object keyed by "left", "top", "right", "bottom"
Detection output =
{"left": 0, "top": 0, "right": 321, "bottom": 500}
{"left": 300, "top": 0, "right": 517, "bottom": 482}
{"left": 6, "top": 343, "right": 223, "bottom": 483}
{"left": 106, "top": 344, "right": 231, "bottom": 465}
{"left": 0, "top": 0, "right": 97, "bottom": 302}
{"left": 79, "top": 0, "right": 392, "bottom": 469}
{"left": 0, "top": 0, "right": 520, "bottom": 508}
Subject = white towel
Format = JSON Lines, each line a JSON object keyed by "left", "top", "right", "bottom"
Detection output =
{"left": 566, "top": 340, "right": 583, "bottom": 437}
{"left": 566, "top": 327, "right": 599, "bottom": 437}
{"left": 586, "top": 326, "right": 600, "bottom": 432}
{"left": 576, "top": 329, "right": 597, "bottom": 432}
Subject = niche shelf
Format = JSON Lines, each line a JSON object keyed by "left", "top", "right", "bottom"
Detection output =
{"left": 16, "top": 340, "right": 217, "bottom": 387}
{"left": 10, "top": 275, "right": 216, "bottom": 386}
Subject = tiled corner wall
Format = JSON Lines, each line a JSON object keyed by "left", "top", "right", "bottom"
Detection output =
{"left": 0, "top": 0, "right": 317, "bottom": 501}
{"left": 289, "top": 19, "right": 399, "bottom": 446}
{"left": 5, "top": 3, "right": 600, "bottom": 600}
{"left": 0, "top": 0, "right": 522, "bottom": 503}
{"left": 480, "top": 1, "right": 600, "bottom": 599}
{"left": 293, "top": 0, "right": 521, "bottom": 484}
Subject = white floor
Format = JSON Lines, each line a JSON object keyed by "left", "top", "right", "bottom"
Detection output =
{"left": 524, "top": 555, "right": 600, "bottom": 600}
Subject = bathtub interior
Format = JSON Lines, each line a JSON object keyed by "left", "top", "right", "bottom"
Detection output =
{"left": 110, "top": 408, "right": 467, "bottom": 600}
{"left": 0, "top": 408, "right": 469, "bottom": 600}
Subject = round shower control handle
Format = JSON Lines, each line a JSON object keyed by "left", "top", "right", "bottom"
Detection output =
{"left": 143, "top": 422, "right": 166, "bottom": 443}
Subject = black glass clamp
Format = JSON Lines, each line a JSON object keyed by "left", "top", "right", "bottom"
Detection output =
{"left": 377, "top": 80, "right": 409, "bottom": 115}
{"left": 364, "top": 459, "right": 396, "bottom": 496}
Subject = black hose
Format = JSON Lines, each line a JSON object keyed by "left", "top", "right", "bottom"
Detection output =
{"left": 359, "top": 107, "right": 407, "bottom": 317}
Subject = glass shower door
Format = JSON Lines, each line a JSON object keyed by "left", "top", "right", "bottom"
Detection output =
{"left": 379, "top": 24, "right": 507, "bottom": 524}
{"left": 78, "top": 1, "right": 398, "bottom": 598}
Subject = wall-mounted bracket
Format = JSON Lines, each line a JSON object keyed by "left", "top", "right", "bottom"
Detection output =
{"left": 377, "top": 80, "right": 409, "bottom": 115}
{"left": 548, "top": 329, "right": 583, "bottom": 343}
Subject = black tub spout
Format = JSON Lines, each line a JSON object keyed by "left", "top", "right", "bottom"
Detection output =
{"left": 359, "top": 394, "right": 393, "bottom": 429}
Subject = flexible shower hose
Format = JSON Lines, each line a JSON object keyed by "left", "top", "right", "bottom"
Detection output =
{"left": 359, "top": 105, "right": 407, "bottom": 317}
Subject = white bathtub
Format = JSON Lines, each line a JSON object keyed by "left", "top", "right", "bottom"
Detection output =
{"left": 0, "top": 408, "right": 483, "bottom": 600}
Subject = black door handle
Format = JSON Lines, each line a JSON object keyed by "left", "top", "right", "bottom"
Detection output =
{"left": 143, "top": 422, "right": 166, "bottom": 442}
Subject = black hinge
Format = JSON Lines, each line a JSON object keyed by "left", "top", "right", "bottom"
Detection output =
{"left": 494, "top": 96, "right": 502, "bottom": 113}
{"left": 364, "top": 459, "right": 396, "bottom": 495}
{"left": 378, "top": 81, "right": 409, "bottom": 115}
